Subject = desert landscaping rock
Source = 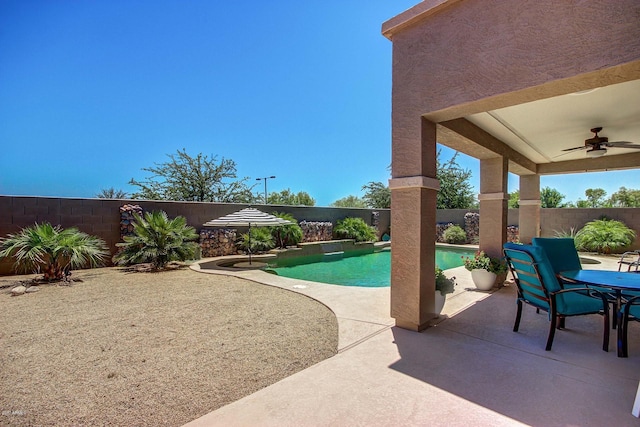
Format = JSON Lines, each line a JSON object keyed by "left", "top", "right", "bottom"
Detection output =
{"left": 25, "top": 286, "right": 39, "bottom": 293}
{"left": 10, "top": 285, "right": 26, "bottom": 296}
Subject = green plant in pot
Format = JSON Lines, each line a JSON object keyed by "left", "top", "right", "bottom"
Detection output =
{"left": 434, "top": 266, "right": 456, "bottom": 315}
{"left": 463, "top": 250, "right": 507, "bottom": 291}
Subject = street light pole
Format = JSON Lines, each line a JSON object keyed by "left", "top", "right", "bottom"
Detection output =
{"left": 256, "top": 176, "right": 276, "bottom": 204}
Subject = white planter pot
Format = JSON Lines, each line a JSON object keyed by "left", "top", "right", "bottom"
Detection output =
{"left": 471, "top": 269, "right": 497, "bottom": 291}
{"left": 435, "top": 291, "right": 446, "bottom": 315}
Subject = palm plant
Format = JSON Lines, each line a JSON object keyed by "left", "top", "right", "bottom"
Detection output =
{"left": 269, "top": 212, "right": 303, "bottom": 248}
{"left": 236, "top": 227, "right": 275, "bottom": 253}
{"left": 575, "top": 218, "right": 636, "bottom": 254}
{"left": 113, "top": 211, "right": 199, "bottom": 269}
{"left": 0, "top": 223, "right": 109, "bottom": 280}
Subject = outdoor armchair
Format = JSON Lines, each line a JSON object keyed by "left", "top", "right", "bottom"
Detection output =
{"left": 503, "top": 242, "right": 610, "bottom": 352}
{"left": 621, "top": 295, "right": 640, "bottom": 357}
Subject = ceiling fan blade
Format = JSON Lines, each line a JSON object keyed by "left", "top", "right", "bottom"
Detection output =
{"left": 561, "top": 146, "right": 588, "bottom": 152}
{"left": 605, "top": 141, "right": 640, "bottom": 148}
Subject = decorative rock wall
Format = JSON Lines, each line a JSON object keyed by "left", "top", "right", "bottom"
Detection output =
{"left": 300, "top": 221, "right": 333, "bottom": 242}
{"left": 464, "top": 212, "right": 480, "bottom": 244}
{"left": 119, "top": 204, "right": 143, "bottom": 241}
{"left": 199, "top": 229, "right": 238, "bottom": 257}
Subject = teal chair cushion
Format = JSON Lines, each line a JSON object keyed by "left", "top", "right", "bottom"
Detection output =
{"left": 503, "top": 242, "right": 603, "bottom": 315}
{"left": 532, "top": 237, "right": 581, "bottom": 273}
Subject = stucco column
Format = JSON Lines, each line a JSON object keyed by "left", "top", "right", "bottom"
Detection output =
{"left": 518, "top": 174, "right": 541, "bottom": 244}
{"left": 479, "top": 157, "right": 508, "bottom": 259}
{"left": 389, "top": 118, "right": 439, "bottom": 331}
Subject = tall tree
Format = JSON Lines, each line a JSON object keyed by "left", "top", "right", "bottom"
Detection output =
{"left": 362, "top": 182, "right": 391, "bottom": 209}
{"left": 583, "top": 188, "right": 608, "bottom": 208}
{"left": 96, "top": 187, "right": 128, "bottom": 199}
{"left": 436, "top": 150, "right": 476, "bottom": 209}
{"left": 508, "top": 190, "right": 520, "bottom": 208}
{"left": 609, "top": 186, "right": 640, "bottom": 207}
{"left": 331, "top": 195, "right": 367, "bottom": 208}
{"left": 540, "top": 186, "right": 566, "bottom": 208}
{"left": 129, "top": 149, "right": 254, "bottom": 202}
{"left": 267, "top": 189, "right": 315, "bottom": 206}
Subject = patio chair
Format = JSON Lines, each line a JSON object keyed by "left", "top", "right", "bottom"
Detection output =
{"left": 621, "top": 295, "right": 640, "bottom": 357}
{"left": 533, "top": 237, "right": 619, "bottom": 328}
{"left": 618, "top": 251, "right": 640, "bottom": 272}
{"left": 503, "top": 242, "right": 610, "bottom": 352}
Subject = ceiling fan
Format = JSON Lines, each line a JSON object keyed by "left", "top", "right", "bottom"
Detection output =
{"left": 560, "top": 127, "right": 640, "bottom": 158}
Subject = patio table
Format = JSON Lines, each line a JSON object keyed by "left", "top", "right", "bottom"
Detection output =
{"left": 559, "top": 269, "right": 640, "bottom": 357}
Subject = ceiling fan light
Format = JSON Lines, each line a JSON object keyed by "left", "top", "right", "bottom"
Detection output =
{"left": 586, "top": 148, "right": 607, "bottom": 158}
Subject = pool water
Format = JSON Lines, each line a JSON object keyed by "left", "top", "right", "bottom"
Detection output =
{"left": 270, "top": 247, "right": 473, "bottom": 288}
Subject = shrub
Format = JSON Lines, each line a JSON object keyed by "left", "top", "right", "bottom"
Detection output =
{"left": 113, "top": 211, "right": 200, "bottom": 269}
{"left": 333, "top": 217, "right": 377, "bottom": 242}
{"left": 574, "top": 219, "right": 636, "bottom": 254}
{"left": 442, "top": 225, "right": 467, "bottom": 244}
{"left": 0, "top": 222, "right": 108, "bottom": 281}
{"left": 236, "top": 227, "right": 275, "bottom": 253}
{"left": 269, "top": 212, "right": 303, "bottom": 248}
{"left": 435, "top": 266, "right": 456, "bottom": 296}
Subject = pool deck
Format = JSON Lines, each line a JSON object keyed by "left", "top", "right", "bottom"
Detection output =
{"left": 187, "top": 254, "right": 640, "bottom": 426}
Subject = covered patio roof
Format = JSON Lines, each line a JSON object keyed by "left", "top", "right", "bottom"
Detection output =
{"left": 381, "top": 0, "right": 640, "bottom": 332}
{"left": 383, "top": 0, "right": 640, "bottom": 178}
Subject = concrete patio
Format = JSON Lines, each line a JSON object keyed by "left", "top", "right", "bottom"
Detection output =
{"left": 187, "top": 254, "right": 640, "bottom": 426}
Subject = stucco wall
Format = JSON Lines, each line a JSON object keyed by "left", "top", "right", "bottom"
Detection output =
{"left": 0, "top": 196, "right": 390, "bottom": 275}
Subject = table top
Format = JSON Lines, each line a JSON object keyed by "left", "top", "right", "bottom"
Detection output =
{"left": 559, "top": 269, "right": 640, "bottom": 291}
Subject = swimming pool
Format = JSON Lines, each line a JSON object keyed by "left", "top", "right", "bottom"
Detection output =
{"left": 270, "top": 247, "right": 474, "bottom": 288}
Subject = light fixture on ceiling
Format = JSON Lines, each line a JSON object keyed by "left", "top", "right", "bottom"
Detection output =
{"left": 586, "top": 147, "right": 607, "bottom": 158}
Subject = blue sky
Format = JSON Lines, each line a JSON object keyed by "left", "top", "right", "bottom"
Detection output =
{"left": 0, "top": 1, "right": 636, "bottom": 207}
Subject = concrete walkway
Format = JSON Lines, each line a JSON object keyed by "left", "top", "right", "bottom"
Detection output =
{"left": 186, "top": 254, "right": 640, "bottom": 426}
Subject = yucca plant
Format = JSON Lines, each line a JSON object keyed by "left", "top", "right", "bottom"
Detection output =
{"left": 113, "top": 211, "right": 200, "bottom": 270}
{"left": 0, "top": 223, "right": 109, "bottom": 281}
{"left": 269, "top": 212, "right": 303, "bottom": 248}
{"left": 575, "top": 219, "right": 636, "bottom": 254}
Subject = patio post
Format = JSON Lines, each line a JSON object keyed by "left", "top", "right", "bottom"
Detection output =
{"left": 518, "top": 174, "right": 541, "bottom": 244}
{"left": 389, "top": 117, "right": 439, "bottom": 331}
{"left": 479, "top": 157, "right": 508, "bottom": 259}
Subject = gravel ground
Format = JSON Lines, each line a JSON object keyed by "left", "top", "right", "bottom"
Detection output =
{"left": 0, "top": 266, "right": 338, "bottom": 427}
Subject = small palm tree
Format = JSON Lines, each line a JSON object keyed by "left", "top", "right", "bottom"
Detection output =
{"left": 269, "top": 212, "right": 303, "bottom": 248}
{"left": 0, "top": 223, "right": 109, "bottom": 281}
{"left": 575, "top": 219, "right": 636, "bottom": 254}
{"left": 113, "top": 211, "right": 200, "bottom": 269}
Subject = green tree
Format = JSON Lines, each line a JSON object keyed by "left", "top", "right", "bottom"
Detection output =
{"left": 540, "top": 187, "right": 566, "bottom": 208}
{"left": 609, "top": 186, "right": 640, "bottom": 207}
{"left": 584, "top": 188, "right": 607, "bottom": 208}
{"left": 113, "top": 211, "right": 200, "bottom": 270}
{"left": 129, "top": 149, "right": 255, "bottom": 202}
{"left": 0, "top": 223, "right": 108, "bottom": 281}
{"left": 96, "top": 187, "right": 128, "bottom": 199}
{"left": 362, "top": 182, "right": 391, "bottom": 209}
{"left": 331, "top": 195, "right": 367, "bottom": 208}
{"left": 436, "top": 150, "right": 476, "bottom": 209}
{"left": 267, "top": 189, "right": 315, "bottom": 206}
{"left": 508, "top": 190, "right": 520, "bottom": 208}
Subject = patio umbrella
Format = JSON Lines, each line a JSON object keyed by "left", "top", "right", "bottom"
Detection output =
{"left": 203, "top": 207, "right": 293, "bottom": 264}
